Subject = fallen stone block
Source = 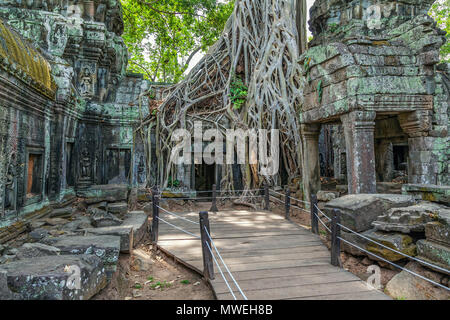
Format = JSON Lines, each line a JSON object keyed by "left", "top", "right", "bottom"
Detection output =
{"left": 84, "top": 211, "right": 148, "bottom": 253}
{"left": 416, "top": 240, "right": 450, "bottom": 275}
{"left": 90, "top": 209, "right": 123, "bottom": 228}
{"left": 16, "top": 243, "right": 61, "bottom": 259}
{"left": 28, "top": 228, "right": 50, "bottom": 242}
{"left": 402, "top": 184, "right": 450, "bottom": 206}
{"left": 107, "top": 202, "right": 128, "bottom": 216}
{"left": 372, "top": 202, "right": 450, "bottom": 233}
{"left": 46, "top": 235, "right": 121, "bottom": 276}
{"left": 324, "top": 194, "right": 415, "bottom": 232}
{"left": 61, "top": 216, "right": 92, "bottom": 232}
{"left": 317, "top": 191, "right": 338, "bottom": 202}
{"left": 425, "top": 221, "right": 450, "bottom": 246}
{"left": 385, "top": 261, "right": 450, "bottom": 300}
{"left": 44, "top": 217, "right": 70, "bottom": 227}
{"left": 77, "top": 184, "right": 129, "bottom": 204}
{"left": 0, "top": 255, "right": 107, "bottom": 300}
{"left": 363, "top": 229, "right": 417, "bottom": 262}
{"left": 49, "top": 207, "right": 76, "bottom": 218}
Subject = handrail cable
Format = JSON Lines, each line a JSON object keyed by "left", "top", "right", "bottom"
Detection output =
{"left": 204, "top": 226, "right": 248, "bottom": 300}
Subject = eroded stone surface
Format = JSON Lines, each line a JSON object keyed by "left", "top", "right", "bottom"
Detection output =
{"left": 49, "top": 207, "right": 76, "bottom": 219}
{"left": 363, "top": 229, "right": 417, "bottom": 262}
{"left": 107, "top": 202, "right": 128, "bottom": 216}
{"left": 317, "top": 191, "right": 338, "bottom": 202}
{"left": 90, "top": 209, "right": 123, "bottom": 228}
{"left": 385, "top": 261, "right": 450, "bottom": 300}
{"left": 84, "top": 211, "right": 148, "bottom": 253}
{"left": 46, "top": 235, "right": 121, "bottom": 275}
{"left": 77, "top": 184, "right": 129, "bottom": 204}
{"left": 324, "top": 194, "right": 415, "bottom": 232}
{"left": 0, "top": 255, "right": 107, "bottom": 300}
{"left": 16, "top": 243, "right": 61, "bottom": 260}
{"left": 372, "top": 202, "right": 450, "bottom": 233}
{"left": 416, "top": 240, "right": 450, "bottom": 274}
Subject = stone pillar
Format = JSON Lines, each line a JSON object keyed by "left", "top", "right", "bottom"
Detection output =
{"left": 341, "top": 111, "right": 377, "bottom": 194}
{"left": 300, "top": 123, "right": 321, "bottom": 202}
{"left": 398, "top": 111, "right": 438, "bottom": 185}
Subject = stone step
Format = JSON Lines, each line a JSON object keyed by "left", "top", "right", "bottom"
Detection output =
{"left": 0, "top": 255, "right": 107, "bottom": 300}
{"left": 84, "top": 211, "right": 149, "bottom": 253}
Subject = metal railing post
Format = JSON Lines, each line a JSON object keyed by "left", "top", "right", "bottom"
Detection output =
{"left": 285, "top": 187, "right": 291, "bottom": 220}
{"left": 151, "top": 187, "right": 160, "bottom": 245}
{"left": 310, "top": 193, "right": 319, "bottom": 234}
{"left": 264, "top": 183, "right": 269, "bottom": 210}
{"left": 210, "top": 184, "right": 218, "bottom": 212}
{"left": 199, "top": 211, "right": 214, "bottom": 280}
{"left": 331, "top": 208, "right": 342, "bottom": 267}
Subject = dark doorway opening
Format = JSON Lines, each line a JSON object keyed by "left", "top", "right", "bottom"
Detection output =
{"left": 66, "top": 142, "right": 75, "bottom": 187}
{"left": 195, "top": 163, "right": 215, "bottom": 198}
{"left": 393, "top": 145, "right": 408, "bottom": 171}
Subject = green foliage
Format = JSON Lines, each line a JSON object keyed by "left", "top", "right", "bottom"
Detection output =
{"left": 121, "top": 0, "right": 234, "bottom": 83}
{"left": 230, "top": 75, "right": 248, "bottom": 110}
{"left": 168, "top": 177, "right": 181, "bottom": 188}
{"left": 429, "top": 0, "right": 450, "bottom": 63}
{"left": 180, "top": 279, "right": 190, "bottom": 284}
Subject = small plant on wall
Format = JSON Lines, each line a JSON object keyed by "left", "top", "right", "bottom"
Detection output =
{"left": 229, "top": 74, "right": 248, "bottom": 110}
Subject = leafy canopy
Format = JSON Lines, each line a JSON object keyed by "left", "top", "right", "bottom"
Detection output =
{"left": 429, "top": 0, "right": 450, "bottom": 63}
{"left": 121, "top": 0, "right": 234, "bottom": 83}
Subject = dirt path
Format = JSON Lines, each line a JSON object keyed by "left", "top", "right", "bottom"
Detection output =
{"left": 94, "top": 234, "right": 214, "bottom": 300}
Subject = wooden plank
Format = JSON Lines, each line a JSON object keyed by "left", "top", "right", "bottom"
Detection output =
{"left": 158, "top": 234, "right": 322, "bottom": 250}
{"left": 158, "top": 230, "right": 310, "bottom": 241}
{"left": 210, "top": 265, "right": 345, "bottom": 283}
{"left": 167, "top": 244, "right": 329, "bottom": 261}
{"left": 185, "top": 250, "right": 330, "bottom": 266}
{"left": 293, "top": 291, "right": 392, "bottom": 300}
{"left": 212, "top": 272, "right": 358, "bottom": 294}
{"left": 216, "top": 280, "right": 375, "bottom": 300}
{"left": 212, "top": 257, "right": 330, "bottom": 273}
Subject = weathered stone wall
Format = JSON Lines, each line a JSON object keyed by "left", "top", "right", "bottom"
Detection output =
{"left": 0, "top": 0, "right": 150, "bottom": 228}
{"left": 300, "top": 0, "right": 449, "bottom": 195}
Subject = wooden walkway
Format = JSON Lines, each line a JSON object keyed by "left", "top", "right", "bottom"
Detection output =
{"left": 156, "top": 208, "right": 391, "bottom": 300}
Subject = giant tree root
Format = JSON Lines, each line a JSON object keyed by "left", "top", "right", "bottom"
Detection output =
{"left": 138, "top": 0, "right": 306, "bottom": 198}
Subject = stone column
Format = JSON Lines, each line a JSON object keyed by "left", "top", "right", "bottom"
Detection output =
{"left": 300, "top": 123, "right": 321, "bottom": 202}
{"left": 341, "top": 111, "right": 377, "bottom": 194}
{"left": 398, "top": 111, "right": 438, "bottom": 185}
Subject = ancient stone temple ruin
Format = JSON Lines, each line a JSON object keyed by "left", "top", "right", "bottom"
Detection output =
{"left": 0, "top": 0, "right": 448, "bottom": 300}
{"left": 0, "top": 0, "right": 150, "bottom": 228}
{"left": 300, "top": 0, "right": 449, "bottom": 201}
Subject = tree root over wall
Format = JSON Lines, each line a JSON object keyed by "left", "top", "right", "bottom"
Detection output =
{"left": 137, "top": 0, "right": 306, "bottom": 201}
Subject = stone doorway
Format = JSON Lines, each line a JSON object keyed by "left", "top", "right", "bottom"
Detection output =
{"left": 106, "top": 148, "right": 131, "bottom": 184}
{"left": 194, "top": 163, "right": 215, "bottom": 198}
